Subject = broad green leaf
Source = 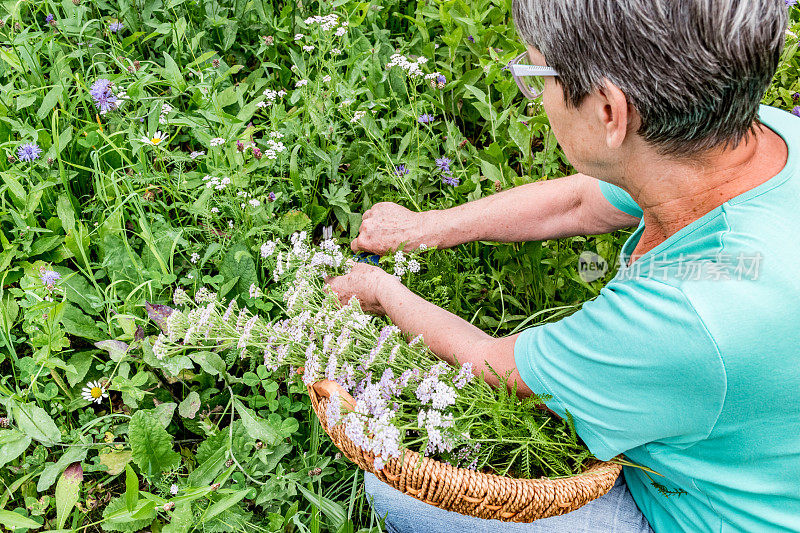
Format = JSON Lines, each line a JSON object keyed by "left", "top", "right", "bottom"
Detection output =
{"left": 101, "top": 495, "right": 156, "bottom": 532}
{"left": 124, "top": 464, "right": 138, "bottom": 512}
{"left": 62, "top": 304, "right": 105, "bottom": 341}
{"left": 55, "top": 462, "right": 83, "bottom": 529}
{"left": 0, "top": 509, "right": 41, "bottom": 529}
{"left": 219, "top": 243, "right": 256, "bottom": 299}
{"left": 37, "top": 85, "right": 63, "bottom": 119}
{"left": 56, "top": 195, "right": 76, "bottom": 234}
{"left": 0, "top": 429, "right": 31, "bottom": 467}
{"left": 189, "top": 351, "right": 225, "bottom": 376}
{"left": 97, "top": 450, "right": 132, "bottom": 476}
{"left": 12, "top": 401, "right": 61, "bottom": 446}
{"left": 278, "top": 210, "right": 311, "bottom": 237}
{"left": 129, "top": 410, "right": 180, "bottom": 479}
{"left": 153, "top": 402, "right": 176, "bottom": 429}
{"left": 38, "top": 442, "right": 88, "bottom": 492}
{"left": 178, "top": 391, "right": 200, "bottom": 419}
{"left": 95, "top": 340, "right": 130, "bottom": 361}
{"left": 234, "top": 399, "right": 280, "bottom": 446}
{"left": 297, "top": 484, "right": 346, "bottom": 530}
{"left": 204, "top": 489, "right": 249, "bottom": 520}
{"left": 162, "top": 52, "right": 186, "bottom": 91}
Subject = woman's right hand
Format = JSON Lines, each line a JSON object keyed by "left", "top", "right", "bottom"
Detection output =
{"left": 350, "top": 202, "right": 438, "bottom": 255}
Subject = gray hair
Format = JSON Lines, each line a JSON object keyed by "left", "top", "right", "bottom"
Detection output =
{"left": 512, "top": 0, "right": 788, "bottom": 157}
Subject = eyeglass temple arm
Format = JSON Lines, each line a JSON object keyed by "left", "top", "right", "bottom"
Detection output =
{"left": 510, "top": 65, "right": 559, "bottom": 77}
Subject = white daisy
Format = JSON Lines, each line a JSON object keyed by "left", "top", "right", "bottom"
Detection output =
{"left": 140, "top": 131, "right": 166, "bottom": 146}
{"left": 82, "top": 380, "right": 108, "bottom": 404}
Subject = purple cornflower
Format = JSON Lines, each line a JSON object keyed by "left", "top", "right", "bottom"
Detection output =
{"left": 436, "top": 74, "right": 446, "bottom": 86}
{"left": 267, "top": 192, "right": 276, "bottom": 202}
{"left": 17, "top": 143, "right": 42, "bottom": 162}
{"left": 467, "top": 35, "right": 475, "bottom": 43}
{"left": 45, "top": 14, "right": 54, "bottom": 24}
{"left": 434, "top": 157, "right": 452, "bottom": 173}
{"left": 792, "top": 106, "right": 800, "bottom": 118}
{"left": 394, "top": 164, "right": 409, "bottom": 176}
{"left": 442, "top": 174, "right": 460, "bottom": 187}
{"left": 792, "top": 92, "right": 800, "bottom": 101}
{"left": 40, "top": 269, "right": 61, "bottom": 287}
{"left": 89, "top": 79, "right": 118, "bottom": 114}
{"left": 417, "top": 113, "right": 435, "bottom": 125}
{"left": 786, "top": 0, "right": 798, "bottom": 7}
{"left": 109, "top": 21, "right": 124, "bottom": 33}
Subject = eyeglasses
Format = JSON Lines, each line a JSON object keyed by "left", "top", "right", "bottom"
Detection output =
{"left": 509, "top": 52, "right": 559, "bottom": 99}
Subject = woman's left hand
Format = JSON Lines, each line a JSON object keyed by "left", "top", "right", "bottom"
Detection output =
{"left": 325, "top": 261, "right": 399, "bottom": 315}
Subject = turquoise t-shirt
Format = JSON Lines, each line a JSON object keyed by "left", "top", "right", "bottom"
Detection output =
{"left": 514, "top": 105, "right": 800, "bottom": 532}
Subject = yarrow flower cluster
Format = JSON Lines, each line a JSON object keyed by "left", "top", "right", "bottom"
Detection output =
{"left": 424, "top": 72, "right": 447, "bottom": 89}
{"left": 257, "top": 88, "right": 288, "bottom": 108}
{"left": 386, "top": 54, "right": 430, "bottom": 79}
{"left": 154, "top": 234, "right": 586, "bottom": 478}
{"left": 303, "top": 14, "right": 343, "bottom": 32}
{"left": 203, "top": 175, "right": 231, "bottom": 190}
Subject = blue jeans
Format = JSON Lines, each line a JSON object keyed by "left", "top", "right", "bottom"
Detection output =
{"left": 364, "top": 471, "right": 654, "bottom": 533}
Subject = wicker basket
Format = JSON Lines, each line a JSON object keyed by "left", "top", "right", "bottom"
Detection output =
{"left": 308, "top": 379, "right": 622, "bottom": 522}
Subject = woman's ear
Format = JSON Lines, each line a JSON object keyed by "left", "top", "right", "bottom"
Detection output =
{"left": 596, "top": 80, "right": 631, "bottom": 150}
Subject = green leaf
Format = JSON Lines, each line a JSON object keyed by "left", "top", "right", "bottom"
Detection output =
{"left": 278, "top": 210, "right": 311, "bottom": 237}
{"left": 234, "top": 399, "right": 280, "bottom": 446}
{"left": 129, "top": 410, "right": 180, "bottom": 479}
{"left": 204, "top": 489, "right": 250, "bottom": 520}
{"left": 56, "top": 194, "right": 76, "bottom": 233}
{"left": 297, "top": 484, "right": 346, "bottom": 530}
{"left": 62, "top": 304, "right": 105, "bottom": 341}
{"left": 0, "top": 429, "right": 31, "bottom": 468}
{"left": 37, "top": 84, "right": 63, "bottom": 120}
{"left": 153, "top": 402, "right": 176, "bottom": 429}
{"left": 0, "top": 509, "right": 41, "bottom": 529}
{"left": 125, "top": 464, "right": 139, "bottom": 512}
{"left": 55, "top": 462, "right": 83, "bottom": 529}
{"left": 178, "top": 391, "right": 201, "bottom": 419}
{"left": 102, "top": 495, "right": 156, "bottom": 532}
{"left": 95, "top": 340, "right": 130, "bottom": 361}
{"left": 12, "top": 401, "right": 61, "bottom": 446}
{"left": 162, "top": 52, "right": 186, "bottom": 91}
{"left": 65, "top": 352, "right": 93, "bottom": 387}
{"left": 38, "top": 442, "right": 88, "bottom": 492}
{"left": 97, "top": 450, "right": 132, "bottom": 476}
{"left": 189, "top": 351, "right": 226, "bottom": 376}
{"left": 219, "top": 243, "right": 256, "bottom": 299}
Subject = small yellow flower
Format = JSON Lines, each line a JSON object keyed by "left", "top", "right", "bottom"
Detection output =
{"left": 140, "top": 131, "right": 166, "bottom": 146}
{"left": 81, "top": 380, "right": 108, "bottom": 404}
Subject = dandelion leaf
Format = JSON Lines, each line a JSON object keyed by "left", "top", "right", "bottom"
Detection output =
{"left": 128, "top": 410, "right": 180, "bottom": 479}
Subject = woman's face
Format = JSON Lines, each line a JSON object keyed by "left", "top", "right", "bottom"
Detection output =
{"left": 526, "top": 46, "right": 613, "bottom": 177}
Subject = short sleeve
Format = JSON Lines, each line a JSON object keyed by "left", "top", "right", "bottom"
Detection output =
{"left": 513, "top": 278, "right": 726, "bottom": 460}
{"left": 598, "top": 180, "right": 643, "bottom": 218}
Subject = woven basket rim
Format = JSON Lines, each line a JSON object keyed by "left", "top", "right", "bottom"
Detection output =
{"left": 308, "top": 379, "right": 622, "bottom": 522}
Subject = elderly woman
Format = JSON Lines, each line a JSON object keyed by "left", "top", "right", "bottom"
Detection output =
{"left": 328, "top": 0, "right": 798, "bottom": 531}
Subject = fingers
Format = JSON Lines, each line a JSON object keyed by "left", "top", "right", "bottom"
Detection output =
{"left": 350, "top": 237, "right": 360, "bottom": 252}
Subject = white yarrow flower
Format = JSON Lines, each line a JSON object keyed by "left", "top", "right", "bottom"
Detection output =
{"left": 210, "top": 137, "right": 225, "bottom": 147}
